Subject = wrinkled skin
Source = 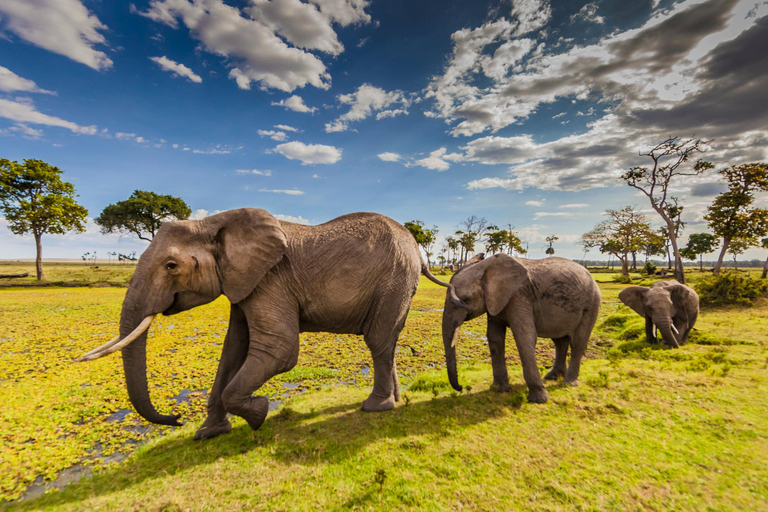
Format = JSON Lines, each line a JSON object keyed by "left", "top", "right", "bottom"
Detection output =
{"left": 103, "top": 208, "right": 442, "bottom": 440}
{"left": 442, "top": 254, "right": 602, "bottom": 404}
{"left": 619, "top": 280, "right": 699, "bottom": 348}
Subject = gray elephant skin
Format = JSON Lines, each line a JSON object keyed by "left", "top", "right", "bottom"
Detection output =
{"left": 619, "top": 280, "right": 699, "bottom": 348}
{"left": 441, "top": 254, "right": 602, "bottom": 404}
{"left": 78, "top": 208, "right": 452, "bottom": 440}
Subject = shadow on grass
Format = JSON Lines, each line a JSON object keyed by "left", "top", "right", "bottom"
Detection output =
{"left": 10, "top": 381, "right": 536, "bottom": 510}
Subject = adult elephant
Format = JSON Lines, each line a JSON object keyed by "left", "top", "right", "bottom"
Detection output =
{"left": 441, "top": 254, "right": 601, "bottom": 404}
{"left": 619, "top": 280, "right": 699, "bottom": 348}
{"left": 78, "top": 208, "right": 452, "bottom": 440}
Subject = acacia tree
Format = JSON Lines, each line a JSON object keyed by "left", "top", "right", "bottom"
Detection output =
{"left": 96, "top": 190, "right": 191, "bottom": 242}
{"left": 580, "top": 206, "right": 653, "bottom": 277}
{"left": 622, "top": 137, "right": 713, "bottom": 283}
{"left": 545, "top": 235, "right": 558, "bottom": 256}
{"left": 0, "top": 159, "right": 88, "bottom": 280}
{"left": 680, "top": 233, "right": 719, "bottom": 271}
{"left": 704, "top": 163, "right": 768, "bottom": 274}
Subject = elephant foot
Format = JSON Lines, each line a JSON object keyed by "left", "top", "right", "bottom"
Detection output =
{"left": 491, "top": 381, "right": 512, "bottom": 392}
{"left": 228, "top": 396, "right": 269, "bottom": 431}
{"left": 527, "top": 388, "right": 549, "bottom": 404}
{"left": 194, "top": 418, "right": 232, "bottom": 441}
{"left": 563, "top": 379, "right": 580, "bottom": 387}
{"left": 361, "top": 393, "right": 395, "bottom": 412}
{"left": 543, "top": 368, "right": 565, "bottom": 381}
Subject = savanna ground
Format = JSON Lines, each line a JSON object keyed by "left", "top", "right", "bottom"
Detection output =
{"left": 0, "top": 263, "right": 767, "bottom": 511}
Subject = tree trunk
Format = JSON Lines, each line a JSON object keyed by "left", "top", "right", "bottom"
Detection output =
{"left": 714, "top": 238, "right": 730, "bottom": 275}
{"left": 762, "top": 256, "right": 767, "bottom": 279}
{"left": 620, "top": 255, "right": 629, "bottom": 277}
{"left": 666, "top": 245, "right": 672, "bottom": 269}
{"left": 665, "top": 217, "right": 685, "bottom": 284}
{"left": 631, "top": 251, "right": 637, "bottom": 271}
{"left": 700, "top": 254, "right": 704, "bottom": 272}
{"left": 34, "top": 232, "right": 44, "bottom": 281}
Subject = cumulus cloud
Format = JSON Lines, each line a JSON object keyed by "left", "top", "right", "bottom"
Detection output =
{"left": 149, "top": 56, "right": 202, "bottom": 83}
{"left": 414, "top": 148, "right": 462, "bottom": 172}
{"left": 273, "top": 141, "right": 342, "bottom": 164}
{"left": 534, "top": 212, "right": 575, "bottom": 219}
{"left": 0, "top": 66, "right": 54, "bottom": 94}
{"left": 569, "top": 2, "right": 604, "bottom": 25}
{"left": 0, "top": 97, "right": 97, "bottom": 135}
{"left": 274, "top": 124, "right": 298, "bottom": 132}
{"left": 377, "top": 152, "right": 401, "bottom": 162}
{"left": 0, "top": 0, "right": 112, "bottom": 70}
{"left": 191, "top": 144, "right": 242, "bottom": 154}
{"left": 467, "top": 177, "right": 520, "bottom": 190}
{"left": 236, "top": 168, "right": 272, "bottom": 176}
{"left": 140, "top": 0, "right": 370, "bottom": 92}
{"left": 511, "top": 0, "right": 551, "bottom": 36}
{"left": 259, "top": 188, "right": 305, "bottom": 195}
{"left": 271, "top": 95, "right": 317, "bottom": 113}
{"left": 274, "top": 214, "right": 310, "bottom": 224}
{"left": 324, "top": 84, "right": 411, "bottom": 132}
{"left": 525, "top": 200, "right": 544, "bottom": 206}
{"left": 115, "top": 132, "right": 150, "bottom": 143}
{"left": 258, "top": 129, "right": 288, "bottom": 141}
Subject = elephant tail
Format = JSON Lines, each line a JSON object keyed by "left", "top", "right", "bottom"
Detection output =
{"left": 421, "top": 262, "right": 468, "bottom": 309}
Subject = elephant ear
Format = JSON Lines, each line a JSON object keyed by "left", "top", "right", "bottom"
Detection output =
{"left": 618, "top": 286, "right": 648, "bottom": 317}
{"left": 668, "top": 283, "right": 696, "bottom": 322}
{"left": 482, "top": 255, "right": 529, "bottom": 316}
{"left": 205, "top": 208, "right": 288, "bottom": 303}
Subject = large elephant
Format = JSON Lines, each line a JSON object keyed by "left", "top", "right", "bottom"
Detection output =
{"left": 441, "top": 254, "right": 601, "bottom": 404}
{"left": 618, "top": 280, "right": 699, "bottom": 348}
{"left": 78, "top": 208, "right": 452, "bottom": 440}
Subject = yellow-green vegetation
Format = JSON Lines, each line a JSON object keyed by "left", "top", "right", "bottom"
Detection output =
{"left": 0, "top": 263, "right": 135, "bottom": 287}
{"left": 1, "top": 270, "right": 767, "bottom": 510}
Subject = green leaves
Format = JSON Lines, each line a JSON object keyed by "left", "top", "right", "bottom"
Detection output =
{"left": 95, "top": 190, "right": 192, "bottom": 242}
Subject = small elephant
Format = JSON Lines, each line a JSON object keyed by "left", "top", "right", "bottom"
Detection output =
{"left": 79, "top": 208, "right": 452, "bottom": 440}
{"left": 619, "top": 280, "right": 699, "bottom": 347}
{"left": 441, "top": 254, "right": 601, "bottom": 404}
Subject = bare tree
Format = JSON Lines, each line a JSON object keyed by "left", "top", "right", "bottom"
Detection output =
{"left": 622, "top": 137, "right": 713, "bottom": 283}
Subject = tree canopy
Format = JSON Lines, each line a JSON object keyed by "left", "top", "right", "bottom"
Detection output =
{"left": 404, "top": 220, "right": 438, "bottom": 266}
{"left": 580, "top": 206, "right": 654, "bottom": 277}
{"left": 0, "top": 159, "right": 88, "bottom": 280}
{"left": 95, "top": 190, "right": 191, "bottom": 242}
{"left": 680, "top": 233, "right": 719, "bottom": 271}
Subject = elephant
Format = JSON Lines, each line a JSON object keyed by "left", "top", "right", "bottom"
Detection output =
{"left": 618, "top": 280, "right": 699, "bottom": 348}
{"left": 78, "top": 208, "right": 453, "bottom": 440}
{"left": 441, "top": 253, "right": 601, "bottom": 404}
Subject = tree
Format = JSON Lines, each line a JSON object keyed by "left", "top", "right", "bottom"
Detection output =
{"left": 580, "top": 206, "right": 653, "bottom": 277}
{"left": 444, "top": 236, "right": 459, "bottom": 265}
{"left": 704, "top": 163, "right": 768, "bottom": 274}
{"left": 404, "top": 220, "right": 439, "bottom": 267}
{"left": 641, "top": 230, "right": 666, "bottom": 264}
{"left": 545, "top": 235, "right": 558, "bottom": 256}
{"left": 680, "top": 233, "right": 719, "bottom": 271}
{"left": 0, "top": 159, "right": 88, "bottom": 280}
{"left": 622, "top": 137, "right": 713, "bottom": 283}
{"left": 761, "top": 238, "right": 768, "bottom": 279}
{"left": 96, "top": 190, "right": 191, "bottom": 242}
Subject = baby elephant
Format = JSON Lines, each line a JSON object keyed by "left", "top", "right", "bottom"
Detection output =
{"left": 442, "top": 254, "right": 601, "bottom": 404}
{"left": 619, "top": 280, "right": 699, "bottom": 347}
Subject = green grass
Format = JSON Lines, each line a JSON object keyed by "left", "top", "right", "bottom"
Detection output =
{"left": 1, "top": 270, "right": 767, "bottom": 510}
{"left": 0, "top": 262, "right": 136, "bottom": 287}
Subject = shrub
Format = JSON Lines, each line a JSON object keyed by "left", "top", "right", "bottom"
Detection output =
{"left": 643, "top": 261, "right": 657, "bottom": 276}
{"left": 695, "top": 271, "right": 768, "bottom": 307}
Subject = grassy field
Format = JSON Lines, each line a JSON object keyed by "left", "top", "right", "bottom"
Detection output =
{"left": 0, "top": 262, "right": 136, "bottom": 287}
{"left": 1, "top": 267, "right": 767, "bottom": 510}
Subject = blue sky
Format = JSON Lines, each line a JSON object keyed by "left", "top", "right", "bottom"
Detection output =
{"left": 1, "top": 0, "right": 767, "bottom": 260}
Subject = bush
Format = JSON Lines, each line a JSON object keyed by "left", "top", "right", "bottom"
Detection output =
{"left": 695, "top": 271, "right": 768, "bottom": 307}
{"left": 643, "top": 261, "right": 657, "bottom": 276}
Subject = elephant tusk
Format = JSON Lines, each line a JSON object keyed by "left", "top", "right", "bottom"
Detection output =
{"left": 653, "top": 324, "right": 657, "bottom": 335}
{"left": 76, "top": 315, "right": 156, "bottom": 361}
{"left": 671, "top": 324, "right": 680, "bottom": 335}
{"left": 77, "top": 334, "right": 121, "bottom": 360}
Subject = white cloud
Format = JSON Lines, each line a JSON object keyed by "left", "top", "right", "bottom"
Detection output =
{"left": 467, "top": 177, "right": 520, "bottom": 190}
{"left": 191, "top": 144, "right": 241, "bottom": 154}
{"left": 377, "top": 152, "right": 401, "bottom": 162}
{"left": 325, "top": 84, "right": 411, "bottom": 132}
{"left": 525, "top": 200, "right": 544, "bottom": 206}
{"left": 0, "top": 0, "right": 112, "bottom": 70}
{"left": 534, "top": 212, "right": 575, "bottom": 219}
{"left": 0, "top": 66, "right": 54, "bottom": 94}
{"left": 0, "top": 123, "right": 43, "bottom": 139}
{"left": 149, "top": 56, "right": 202, "bottom": 83}
{"left": 236, "top": 168, "right": 272, "bottom": 176}
{"left": 511, "top": 0, "right": 551, "bottom": 36}
{"left": 140, "top": 0, "right": 370, "bottom": 92}
{"left": 0, "top": 97, "right": 97, "bottom": 135}
{"left": 560, "top": 203, "right": 589, "bottom": 209}
{"left": 414, "top": 148, "right": 456, "bottom": 172}
{"left": 189, "top": 209, "right": 224, "bottom": 220}
{"left": 569, "top": 3, "right": 605, "bottom": 25}
{"left": 271, "top": 95, "right": 318, "bottom": 113}
{"left": 273, "top": 141, "right": 341, "bottom": 164}
{"left": 274, "top": 124, "right": 298, "bottom": 132}
{"left": 258, "top": 129, "right": 288, "bottom": 141}
{"left": 259, "top": 188, "right": 305, "bottom": 195}
{"left": 274, "top": 214, "right": 310, "bottom": 224}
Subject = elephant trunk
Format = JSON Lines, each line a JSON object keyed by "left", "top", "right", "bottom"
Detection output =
{"left": 120, "top": 289, "right": 182, "bottom": 426}
{"left": 655, "top": 317, "right": 680, "bottom": 348}
{"left": 443, "top": 315, "right": 463, "bottom": 392}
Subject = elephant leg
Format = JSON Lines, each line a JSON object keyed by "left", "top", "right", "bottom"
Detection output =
{"left": 221, "top": 329, "right": 300, "bottom": 432}
{"left": 195, "top": 304, "right": 250, "bottom": 441}
{"left": 392, "top": 360, "right": 401, "bottom": 402}
{"left": 564, "top": 313, "right": 597, "bottom": 385}
{"left": 487, "top": 317, "right": 511, "bottom": 392}
{"left": 510, "top": 319, "right": 548, "bottom": 404}
{"left": 544, "top": 336, "right": 569, "bottom": 381}
{"left": 361, "top": 306, "right": 408, "bottom": 412}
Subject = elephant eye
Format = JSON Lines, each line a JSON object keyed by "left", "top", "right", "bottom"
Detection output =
{"left": 165, "top": 261, "right": 178, "bottom": 271}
